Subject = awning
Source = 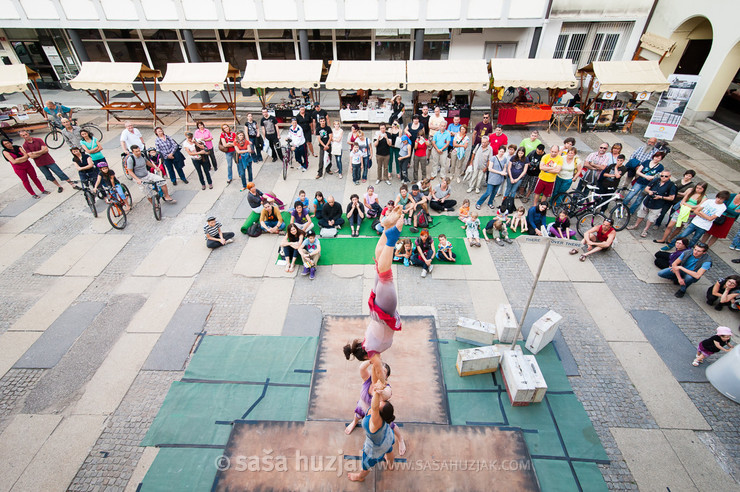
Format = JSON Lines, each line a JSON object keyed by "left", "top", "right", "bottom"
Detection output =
{"left": 490, "top": 58, "right": 577, "bottom": 89}
{"left": 70, "top": 62, "right": 161, "bottom": 91}
{"left": 640, "top": 32, "right": 676, "bottom": 57}
{"left": 240, "top": 59, "right": 322, "bottom": 89}
{"left": 580, "top": 60, "right": 670, "bottom": 93}
{"left": 325, "top": 61, "right": 406, "bottom": 91}
{"left": 0, "top": 65, "right": 39, "bottom": 94}
{"left": 161, "top": 63, "right": 239, "bottom": 92}
{"left": 406, "top": 60, "right": 489, "bottom": 91}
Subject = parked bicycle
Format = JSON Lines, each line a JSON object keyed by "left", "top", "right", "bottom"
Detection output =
{"left": 282, "top": 136, "right": 293, "bottom": 180}
{"left": 100, "top": 181, "right": 132, "bottom": 230}
{"left": 551, "top": 185, "right": 631, "bottom": 237}
{"left": 44, "top": 118, "right": 103, "bottom": 150}
{"left": 80, "top": 179, "right": 99, "bottom": 217}
{"left": 146, "top": 180, "right": 165, "bottom": 221}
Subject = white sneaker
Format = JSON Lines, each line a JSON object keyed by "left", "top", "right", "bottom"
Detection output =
{"left": 475, "top": 189, "right": 480, "bottom": 194}
{"left": 428, "top": 264, "right": 434, "bottom": 274}
{"left": 386, "top": 180, "right": 392, "bottom": 185}
{"left": 466, "top": 187, "right": 473, "bottom": 193}
{"left": 225, "top": 238, "right": 234, "bottom": 244}
{"left": 376, "top": 180, "right": 380, "bottom": 184}
{"left": 421, "top": 269, "right": 427, "bottom": 278}
{"left": 456, "top": 177, "right": 461, "bottom": 183}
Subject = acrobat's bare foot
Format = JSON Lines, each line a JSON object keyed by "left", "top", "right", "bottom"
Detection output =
{"left": 382, "top": 205, "right": 404, "bottom": 228}
{"left": 345, "top": 418, "right": 359, "bottom": 435}
{"left": 398, "top": 438, "right": 407, "bottom": 456}
{"left": 348, "top": 472, "right": 366, "bottom": 482}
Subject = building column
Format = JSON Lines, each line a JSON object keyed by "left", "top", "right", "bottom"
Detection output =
{"left": 298, "top": 29, "right": 309, "bottom": 60}
{"left": 182, "top": 29, "right": 210, "bottom": 103}
{"left": 67, "top": 29, "right": 89, "bottom": 63}
{"left": 413, "top": 29, "right": 424, "bottom": 60}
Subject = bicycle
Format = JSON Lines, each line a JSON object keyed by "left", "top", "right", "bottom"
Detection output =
{"left": 282, "top": 136, "right": 293, "bottom": 180}
{"left": 100, "top": 181, "right": 132, "bottom": 230}
{"left": 503, "top": 87, "right": 542, "bottom": 104}
{"left": 44, "top": 117, "right": 103, "bottom": 150}
{"left": 552, "top": 185, "right": 631, "bottom": 236}
{"left": 80, "top": 179, "right": 99, "bottom": 217}
{"left": 145, "top": 180, "right": 165, "bottom": 221}
{"left": 120, "top": 153, "right": 135, "bottom": 181}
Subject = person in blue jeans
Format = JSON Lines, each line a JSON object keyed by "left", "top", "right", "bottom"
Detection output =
{"left": 504, "top": 146, "right": 529, "bottom": 198}
{"left": 663, "top": 191, "right": 729, "bottom": 249}
{"left": 476, "top": 145, "right": 508, "bottom": 210}
{"left": 623, "top": 152, "right": 666, "bottom": 213}
{"left": 658, "top": 243, "right": 712, "bottom": 298}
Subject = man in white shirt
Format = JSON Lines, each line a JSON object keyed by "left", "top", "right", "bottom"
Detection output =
{"left": 120, "top": 121, "right": 146, "bottom": 155}
{"left": 288, "top": 117, "right": 307, "bottom": 171}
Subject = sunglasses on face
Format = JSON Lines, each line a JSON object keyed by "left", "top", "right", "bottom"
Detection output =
{"left": 599, "top": 146, "right": 608, "bottom": 149}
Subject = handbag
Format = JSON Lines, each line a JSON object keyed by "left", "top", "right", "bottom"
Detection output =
{"left": 713, "top": 215, "right": 727, "bottom": 226}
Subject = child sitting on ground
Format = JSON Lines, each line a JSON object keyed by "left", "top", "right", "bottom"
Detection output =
{"left": 293, "top": 189, "right": 309, "bottom": 211}
{"left": 436, "top": 234, "right": 456, "bottom": 262}
{"left": 483, "top": 217, "right": 513, "bottom": 246}
{"left": 693, "top": 326, "right": 734, "bottom": 366}
{"left": 458, "top": 198, "right": 470, "bottom": 224}
{"left": 465, "top": 212, "right": 481, "bottom": 247}
{"left": 510, "top": 206, "right": 527, "bottom": 234}
{"left": 393, "top": 238, "right": 413, "bottom": 266}
{"left": 549, "top": 211, "right": 575, "bottom": 238}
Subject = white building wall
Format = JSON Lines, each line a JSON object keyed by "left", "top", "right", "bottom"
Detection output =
{"left": 449, "top": 28, "right": 532, "bottom": 60}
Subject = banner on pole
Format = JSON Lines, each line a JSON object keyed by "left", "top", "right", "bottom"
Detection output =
{"left": 644, "top": 74, "right": 700, "bottom": 141}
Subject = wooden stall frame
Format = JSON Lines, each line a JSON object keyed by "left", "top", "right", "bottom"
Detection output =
{"left": 167, "top": 64, "right": 241, "bottom": 130}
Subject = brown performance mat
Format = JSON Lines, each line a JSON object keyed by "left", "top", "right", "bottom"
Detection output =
{"left": 214, "top": 420, "right": 539, "bottom": 492}
{"left": 307, "top": 315, "right": 449, "bottom": 425}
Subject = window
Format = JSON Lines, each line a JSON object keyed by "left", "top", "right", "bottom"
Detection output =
{"left": 195, "top": 41, "right": 222, "bottom": 62}
{"left": 221, "top": 42, "right": 257, "bottom": 71}
{"left": 555, "top": 22, "right": 633, "bottom": 67}
{"left": 375, "top": 41, "right": 410, "bottom": 60}
{"left": 564, "top": 34, "right": 587, "bottom": 63}
{"left": 308, "top": 42, "right": 333, "bottom": 62}
{"left": 336, "top": 42, "right": 370, "bottom": 60}
{"left": 103, "top": 29, "right": 138, "bottom": 40}
{"left": 219, "top": 29, "right": 255, "bottom": 40}
{"left": 423, "top": 41, "right": 449, "bottom": 60}
{"left": 146, "top": 41, "right": 184, "bottom": 72}
{"left": 339, "top": 29, "right": 371, "bottom": 40}
{"left": 76, "top": 29, "right": 101, "bottom": 40}
{"left": 259, "top": 29, "right": 293, "bottom": 40}
{"left": 141, "top": 29, "right": 178, "bottom": 41}
{"left": 107, "top": 41, "right": 146, "bottom": 63}
{"left": 260, "top": 42, "right": 297, "bottom": 60}
{"left": 82, "top": 41, "right": 110, "bottom": 61}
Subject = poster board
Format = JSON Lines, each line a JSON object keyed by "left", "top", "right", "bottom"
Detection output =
{"left": 644, "top": 74, "right": 700, "bottom": 140}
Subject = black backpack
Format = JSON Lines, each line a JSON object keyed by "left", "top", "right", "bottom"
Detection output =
{"left": 246, "top": 223, "right": 262, "bottom": 237}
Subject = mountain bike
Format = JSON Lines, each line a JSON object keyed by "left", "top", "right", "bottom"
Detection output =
{"left": 102, "top": 182, "right": 132, "bottom": 230}
{"left": 282, "top": 137, "right": 293, "bottom": 180}
{"left": 146, "top": 180, "right": 164, "bottom": 221}
{"left": 44, "top": 118, "right": 103, "bottom": 150}
{"left": 552, "top": 185, "right": 631, "bottom": 236}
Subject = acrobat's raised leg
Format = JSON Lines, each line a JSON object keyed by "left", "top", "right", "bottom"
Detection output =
{"left": 375, "top": 205, "right": 404, "bottom": 272}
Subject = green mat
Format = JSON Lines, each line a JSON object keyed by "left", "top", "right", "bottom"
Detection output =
{"left": 140, "top": 448, "right": 223, "bottom": 492}
{"left": 293, "top": 237, "right": 471, "bottom": 265}
{"left": 184, "top": 336, "right": 317, "bottom": 385}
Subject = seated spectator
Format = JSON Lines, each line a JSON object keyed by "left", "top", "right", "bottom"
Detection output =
{"left": 319, "top": 195, "right": 344, "bottom": 229}
{"left": 429, "top": 177, "right": 457, "bottom": 212}
{"left": 570, "top": 217, "right": 616, "bottom": 261}
{"left": 291, "top": 201, "right": 314, "bottom": 234}
{"left": 411, "top": 229, "right": 435, "bottom": 277}
{"left": 204, "top": 216, "right": 235, "bottom": 249}
{"left": 260, "top": 199, "right": 285, "bottom": 233}
{"left": 299, "top": 230, "right": 321, "bottom": 279}
{"left": 657, "top": 242, "right": 712, "bottom": 298}
{"left": 526, "top": 202, "right": 549, "bottom": 236}
{"left": 482, "top": 217, "right": 512, "bottom": 246}
{"left": 393, "top": 238, "right": 413, "bottom": 266}
{"left": 706, "top": 275, "right": 740, "bottom": 311}
{"left": 409, "top": 184, "right": 429, "bottom": 230}
{"left": 346, "top": 193, "right": 366, "bottom": 237}
{"left": 418, "top": 178, "right": 432, "bottom": 196}
{"left": 280, "top": 223, "right": 305, "bottom": 273}
{"left": 364, "top": 185, "right": 382, "bottom": 218}
{"left": 313, "top": 191, "right": 325, "bottom": 218}
{"left": 436, "top": 234, "right": 456, "bottom": 262}
{"left": 458, "top": 198, "right": 470, "bottom": 223}
{"left": 247, "top": 182, "right": 284, "bottom": 212}
{"left": 510, "top": 206, "right": 527, "bottom": 234}
{"left": 293, "top": 189, "right": 309, "bottom": 211}
{"left": 549, "top": 211, "right": 575, "bottom": 238}
{"left": 654, "top": 237, "right": 689, "bottom": 269}
{"left": 396, "top": 185, "right": 414, "bottom": 225}
{"left": 376, "top": 200, "right": 395, "bottom": 234}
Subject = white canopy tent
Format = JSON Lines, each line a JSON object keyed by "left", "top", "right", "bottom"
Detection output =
{"left": 490, "top": 58, "right": 577, "bottom": 90}
{"left": 581, "top": 60, "right": 670, "bottom": 93}
{"left": 325, "top": 61, "right": 406, "bottom": 91}
{"left": 405, "top": 60, "right": 489, "bottom": 92}
{"left": 0, "top": 64, "right": 47, "bottom": 133}
{"left": 241, "top": 59, "right": 323, "bottom": 106}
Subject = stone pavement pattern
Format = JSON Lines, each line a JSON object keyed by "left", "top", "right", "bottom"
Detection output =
{"left": 0, "top": 111, "right": 738, "bottom": 491}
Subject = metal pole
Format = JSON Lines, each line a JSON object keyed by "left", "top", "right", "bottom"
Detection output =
{"left": 182, "top": 29, "right": 210, "bottom": 103}
{"left": 298, "top": 29, "right": 309, "bottom": 60}
{"left": 511, "top": 239, "right": 550, "bottom": 348}
{"left": 413, "top": 29, "right": 424, "bottom": 60}
{"left": 67, "top": 29, "right": 90, "bottom": 63}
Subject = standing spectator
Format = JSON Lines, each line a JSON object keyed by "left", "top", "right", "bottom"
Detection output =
{"left": 355, "top": 130, "right": 372, "bottom": 183}
{"left": 579, "top": 142, "right": 610, "bottom": 193}
{"left": 397, "top": 134, "right": 412, "bottom": 184}
{"left": 427, "top": 106, "right": 446, "bottom": 139}
{"left": 330, "top": 120, "right": 344, "bottom": 178}
{"left": 296, "top": 105, "right": 315, "bottom": 158}
{"left": 553, "top": 147, "right": 582, "bottom": 202}
{"left": 692, "top": 326, "right": 734, "bottom": 366}
{"left": 350, "top": 143, "right": 363, "bottom": 185}
{"left": 389, "top": 95, "right": 405, "bottom": 125}
{"left": 623, "top": 152, "right": 666, "bottom": 213}
{"left": 155, "top": 126, "right": 188, "bottom": 186}
{"left": 658, "top": 242, "right": 712, "bottom": 298}
{"left": 346, "top": 194, "right": 366, "bottom": 237}
{"left": 559, "top": 137, "right": 575, "bottom": 156}
{"left": 404, "top": 114, "right": 424, "bottom": 151}
{"left": 126, "top": 145, "right": 177, "bottom": 202}
{"left": 260, "top": 108, "right": 283, "bottom": 162}
{"left": 288, "top": 117, "right": 307, "bottom": 171}
{"left": 519, "top": 130, "right": 542, "bottom": 156}
{"left": 466, "top": 136, "right": 492, "bottom": 194}
{"left": 521, "top": 144, "right": 545, "bottom": 203}
{"left": 78, "top": 128, "right": 106, "bottom": 166}
{"left": 470, "top": 112, "right": 493, "bottom": 162}
{"left": 204, "top": 216, "right": 235, "bottom": 249}
{"left": 656, "top": 182, "right": 706, "bottom": 246}
{"left": 319, "top": 195, "right": 344, "bottom": 230}
{"left": 373, "top": 123, "right": 391, "bottom": 185}
{"left": 476, "top": 145, "right": 508, "bottom": 210}
{"left": 233, "top": 131, "right": 253, "bottom": 190}
{"left": 387, "top": 121, "right": 402, "bottom": 180}
{"left": 656, "top": 169, "right": 695, "bottom": 227}
{"left": 488, "top": 125, "right": 508, "bottom": 152}
{"left": 312, "top": 102, "right": 329, "bottom": 128}
{"left": 701, "top": 192, "right": 740, "bottom": 248}
{"left": 418, "top": 105, "right": 430, "bottom": 136}
{"left": 244, "top": 113, "right": 263, "bottom": 162}
{"left": 182, "top": 132, "right": 212, "bottom": 190}
{"left": 70, "top": 147, "right": 98, "bottom": 188}
{"left": 299, "top": 229, "right": 321, "bottom": 279}
{"left": 20, "top": 130, "right": 78, "bottom": 192}
{"left": 504, "top": 146, "right": 529, "bottom": 200}
{"left": 315, "top": 116, "right": 333, "bottom": 179}
{"left": 218, "top": 124, "right": 237, "bottom": 184}
{"left": 627, "top": 170, "right": 676, "bottom": 237}
{"left": 533, "top": 145, "right": 562, "bottom": 206}
{"left": 364, "top": 185, "right": 382, "bottom": 218}
{"left": 120, "top": 121, "right": 145, "bottom": 155}
{"left": 194, "top": 121, "right": 218, "bottom": 171}
{"left": 59, "top": 118, "right": 83, "bottom": 148}
{"left": 597, "top": 153, "right": 626, "bottom": 196}
{"left": 429, "top": 123, "right": 450, "bottom": 179}
{"left": 450, "top": 125, "right": 470, "bottom": 183}
{"left": 625, "top": 137, "right": 658, "bottom": 179}
{"left": 412, "top": 130, "right": 428, "bottom": 182}
{"left": 668, "top": 192, "right": 730, "bottom": 248}
{"left": 429, "top": 177, "right": 457, "bottom": 212}
{"left": 1, "top": 138, "right": 47, "bottom": 198}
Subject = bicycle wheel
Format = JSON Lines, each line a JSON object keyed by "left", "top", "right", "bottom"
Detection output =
{"left": 44, "top": 129, "right": 64, "bottom": 149}
{"left": 577, "top": 212, "right": 606, "bottom": 238}
{"left": 152, "top": 195, "right": 162, "bottom": 221}
{"left": 84, "top": 189, "right": 97, "bottom": 217}
{"left": 552, "top": 192, "right": 582, "bottom": 217}
{"left": 282, "top": 152, "right": 288, "bottom": 180}
{"left": 107, "top": 202, "right": 127, "bottom": 230}
{"left": 121, "top": 155, "right": 133, "bottom": 180}
{"left": 81, "top": 123, "right": 103, "bottom": 141}
{"left": 609, "top": 202, "right": 631, "bottom": 231}
{"left": 120, "top": 184, "right": 133, "bottom": 208}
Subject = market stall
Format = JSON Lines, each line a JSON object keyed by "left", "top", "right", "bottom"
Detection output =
{"left": 161, "top": 62, "right": 240, "bottom": 130}
{"left": 70, "top": 62, "right": 162, "bottom": 130}
{"left": 241, "top": 59, "right": 323, "bottom": 120}
{"left": 489, "top": 58, "right": 577, "bottom": 127}
{"left": 406, "top": 59, "right": 489, "bottom": 127}
{"left": 0, "top": 64, "right": 48, "bottom": 134}
{"left": 578, "top": 60, "right": 670, "bottom": 132}
{"left": 324, "top": 60, "right": 406, "bottom": 123}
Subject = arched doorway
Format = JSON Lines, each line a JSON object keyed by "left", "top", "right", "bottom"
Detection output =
{"left": 709, "top": 40, "right": 740, "bottom": 131}
{"left": 662, "top": 16, "right": 713, "bottom": 77}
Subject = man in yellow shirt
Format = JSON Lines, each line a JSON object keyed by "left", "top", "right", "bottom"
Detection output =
{"left": 534, "top": 145, "right": 563, "bottom": 206}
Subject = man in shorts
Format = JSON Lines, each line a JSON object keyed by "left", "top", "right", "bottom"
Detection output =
{"left": 570, "top": 217, "right": 616, "bottom": 261}
{"left": 627, "top": 170, "right": 676, "bottom": 237}
{"left": 533, "top": 145, "right": 562, "bottom": 206}
{"left": 126, "top": 145, "right": 176, "bottom": 204}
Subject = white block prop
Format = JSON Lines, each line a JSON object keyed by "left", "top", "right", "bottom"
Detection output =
{"left": 496, "top": 304, "right": 519, "bottom": 343}
{"left": 456, "top": 317, "right": 497, "bottom": 346}
{"left": 456, "top": 345, "right": 502, "bottom": 376}
{"left": 500, "top": 350, "right": 536, "bottom": 406}
{"left": 525, "top": 310, "right": 563, "bottom": 355}
{"left": 523, "top": 355, "right": 548, "bottom": 403}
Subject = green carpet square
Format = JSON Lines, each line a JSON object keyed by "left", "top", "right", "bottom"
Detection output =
{"left": 573, "top": 462, "right": 609, "bottom": 491}
{"left": 532, "top": 459, "right": 579, "bottom": 492}
{"left": 503, "top": 397, "right": 564, "bottom": 458}
{"left": 546, "top": 394, "right": 608, "bottom": 461}
{"left": 448, "top": 391, "right": 506, "bottom": 426}
{"left": 140, "top": 448, "right": 222, "bottom": 492}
